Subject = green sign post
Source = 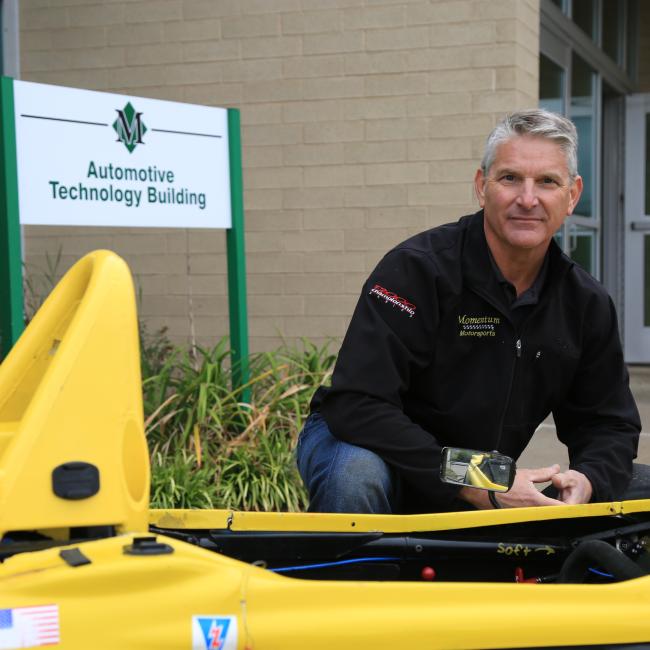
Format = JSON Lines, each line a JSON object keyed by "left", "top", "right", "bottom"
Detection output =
{"left": 0, "top": 77, "right": 250, "bottom": 402}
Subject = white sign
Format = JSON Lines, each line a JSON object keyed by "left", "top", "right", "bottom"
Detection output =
{"left": 13, "top": 80, "right": 231, "bottom": 228}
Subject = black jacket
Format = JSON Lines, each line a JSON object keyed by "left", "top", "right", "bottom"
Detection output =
{"left": 312, "top": 211, "right": 641, "bottom": 510}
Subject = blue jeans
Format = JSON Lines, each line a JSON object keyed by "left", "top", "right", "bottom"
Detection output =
{"left": 297, "top": 413, "right": 650, "bottom": 514}
{"left": 296, "top": 412, "right": 401, "bottom": 513}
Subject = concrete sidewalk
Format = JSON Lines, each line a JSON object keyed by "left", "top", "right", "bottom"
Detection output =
{"left": 518, "top": 366, "right": 650, "bottom": 470}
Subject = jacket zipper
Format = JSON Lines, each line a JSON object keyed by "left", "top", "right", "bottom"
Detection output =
{"left": 494, "top": 336, "right": 521, "bottom": 450}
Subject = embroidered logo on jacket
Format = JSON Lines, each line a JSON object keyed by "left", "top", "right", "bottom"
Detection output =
{"left": 458, "top": 314, "right": 500, "bottom": 337}
{"left": 369, "top": 284, "right": 416, "bottom": 317}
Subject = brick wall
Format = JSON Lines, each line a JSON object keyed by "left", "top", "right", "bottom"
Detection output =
{"left": 21, "top": 0, "right": 539, "bottom": 351}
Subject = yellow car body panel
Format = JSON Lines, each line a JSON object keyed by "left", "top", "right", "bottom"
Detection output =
{"left": 2, "top": 531, "right": 650, "bottom": 649}
{"left": 1, "top": 251, "right": 650, "bottom": 649}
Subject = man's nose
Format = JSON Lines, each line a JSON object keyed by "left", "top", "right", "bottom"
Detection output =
{"left": 516, "top": 178, "right": 539, "bottom": 209}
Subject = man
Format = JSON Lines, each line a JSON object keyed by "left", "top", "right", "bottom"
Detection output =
{"left": 297, "top": 109, "right": 643, "bottom": 513}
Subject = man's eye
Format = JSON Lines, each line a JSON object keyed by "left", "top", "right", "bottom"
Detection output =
{"left": 501, "top": 174, "right": 516, "bottom": 182}
{"left": 541, "top": 177, "right": 558, "bottom": 185}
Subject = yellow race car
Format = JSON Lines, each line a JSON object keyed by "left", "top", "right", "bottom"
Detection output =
{"left": 1, "top": 251, "right": 650, "bottom": 650}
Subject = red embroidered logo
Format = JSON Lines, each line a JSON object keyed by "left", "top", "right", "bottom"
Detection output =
{"left": 369, "top": 284, "right": 416, "bottom": 318}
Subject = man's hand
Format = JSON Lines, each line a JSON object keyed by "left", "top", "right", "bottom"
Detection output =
{"left": 550, "top": 469, "right": 592, "bottom": 504}
{"left": 459, "top": 464, "right": 565, "bottom": 509}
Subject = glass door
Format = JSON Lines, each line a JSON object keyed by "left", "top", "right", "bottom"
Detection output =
{"left": 624, "top": 94, "right": 650, "bottom": 362}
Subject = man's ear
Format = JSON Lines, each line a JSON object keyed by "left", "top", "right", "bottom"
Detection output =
{"left": 474, "top": 168, "right": 486, "bottom": 207}
{"left": 567, "top": 175, "right": 583, "bottom": 215}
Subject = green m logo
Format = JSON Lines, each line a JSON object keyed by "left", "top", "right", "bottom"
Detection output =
{"left": 113, "top": 102, "right": 147, "bottom": 153}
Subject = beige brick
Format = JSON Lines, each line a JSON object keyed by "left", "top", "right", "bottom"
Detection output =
{"left": 128, "top": 253, "right": 186, "bottom": 274}
{"left": 23, "top": 7, "right": 70, "bottom": 30}
{"left": 182, "top": 83, "right": 243, "bottom": 106}
{"left": 406, "top": 1, "right": 474, "bottom": 25}
{"left": 181, "top": 0, "right": 241, "bottom": 20}
{"left": 305, "top": 294, "right": 358, "bottom": 315}
{"left": 240, "top": 35, "right": 302, "bottom": 59}
{"left": 107, "top": 65, "right": 174, "bottom": 88}
{"left": 281, "top": 10, "right": 341, "bottom": 34}
{"left": 409, "top": 137, "right": 473, "bottom": 161}
{"left": 304, "top": 165, "right": 364, "bottom": 187}
{"left": 221, "top": 59, "right": 282, "bottom": 82}
{"left": 247, "top": 209, "right": 303, "bottom": 232}
{"left": 429, "top": 114, "right": 495, "bottom": 137}
{"left": 471, "top": 89, "right": 520, "bottom": 113}
{"left": 343, "top": 5, "right": 405, "bottom": 30}
{"left": 344, "top": 272, "right": 368, "bottom": 293}
{"left": 344, "top": 185, "right": 407, "bottom": 207}
{"left": 285, "top": 273, "right": 345, "bottom": 294}
{"left": 164, "top": 19, "right": 221, "bottom": 42}
{"left": 344, "top": 141, "right": 406, "bottom": 164}
{"left": 51, "top": 26, "right": 108, "bottom": 49}
{"left": 21, "top": 30, "right": 54, "bottom": 51}
{"left": 222, "top": 13, "right": 280, "bottom": 39}
{"left": 31, "top": 69, "right": 109, "bottom": 90}
{"left": 245, "top": 189, "right": 283, "bottom": 210}
{"left": 407, "top": 93, "right": 474, "bottom": 118}
{"left": 404, "top": 47, "right": 473, "bottom": 71}
{"left": 365, "top": 161, "right": 428, "bottom": 185}
{"left": 472, "top": 0, "right": 519, "bottom": 20}
{"left": 303, "top": 208, "right": 365, "bottom": 230}
{"left": 366, "top": 206, "right": 427, "bottom": 228}
{"left": 365, "top": 117, "right": 428, "bottom": 142}
{"left": 169, "top": 274, "right": 227, "bottom": 295}
{"left": 126, "top": 42, "right": 183, "bottom": 65}
{"left": 303, "top": 77, "right": 365, "bottom": 100}
{"left": 242, "top": 145, "right": 283, "bottom": 169}
{"left": 366, "top": 26, "right": 429, "bottom": 51}
{"left": 365, "top": 73, "right": 427, "bottom": 97}
{"left": 283, "top": 100, "right": 344, "bottom": 123}
{"left": 248, "top": 274, "right": 284, "bottom": 295}
{"left": 243, "top": 78, "right": 303, "bottom": 103}
{"left": 242, "top": 124, "right": 303, "bottom": 146}
{"left": 246, "top": 231, "right": 286, "bottom": 252}
{"left": 341, "top": 97, "right": 407, "bottom": 120}
{"left": 429, "top": 68, "right": 496, "bottom": 93}
{"left": 182, "top": 40, "right": 239, "bottom": 63}
{"left": 241, "top": 0, "right": 301, "bottom": 13}
{"left": 112, "top": 233, "right": 168, "bottom": 254}
{"left": 68, "top": 47, "right": 125, "bottom": 70}
{"left": 281, "top": 316, "right": 347, "bottom": 339}
{"left": 186, "top": 253, "right": 228, "bottom": 275}
{"left": 134, "top": 274, "right": 168, "bottom": 296}
{"left": 428, "top": 160, "right": 480, "bottom": 183}
{"left": 429, "top": 21, "right": 497, "bottom": 47}
{"left": 407, "top": 182, "right": 474, "bottom": 206}
{"left": 251, "top": 295, "right": 304, "bottom": 316}
{"left": 22, "top": 50, "right": 72, "bottom": 72}
{"left": 304, "top": 120, "right": 364, "bottom": 144}
{"left": 125, "top": 1, "right": 182, "bottom": 24}
{"left": 107, "top": 22, "right": 163, "bottom": 46}
{"left": 471, "top": 43, "right": 519, "bottom": 68}
{"left": 283, "top": 55, "right": 345, "bottom": 79}
{"left": 247, "top": 252, "right": 303, "bottom": 274}
{"left": 302, "top": 251, "right": 366, "bottom": 273}
{"left": 283, "top": 143, "right": 344, "bottom": 166}
{"left": 303, "top": 31, "right": 364, "bottom": 55}
{"left": 344, "top": 51, "right": 406, "bottom": 75}
{"left": 283, "top": 187, "right": 345, "bottom": 209}
{"left": 68, "top": 4, "right": 125, "bottom": 27}
{"left": 344, "top": 227, "right": 409, "bottom": 251}
{"left": 241, "top": 103, "right": 283, "bottom": 125}
{"left": 246, "top": 166, "right": 303, "bottom": 189}
{"left": 284, "top": 230, "right": 344, "bottom": 251}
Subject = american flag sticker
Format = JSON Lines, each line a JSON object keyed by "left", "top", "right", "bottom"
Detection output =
{"left": 0, "top": 605, "right": 60, "bottom": 649}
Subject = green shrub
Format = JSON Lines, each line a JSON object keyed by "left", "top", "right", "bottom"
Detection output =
{"left": 142, "top": 329, "right": 335, "bottom": 512}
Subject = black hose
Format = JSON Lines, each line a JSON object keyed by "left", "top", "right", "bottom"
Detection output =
{"left": 558, "top": 540, "right": 646, "bottom": 584}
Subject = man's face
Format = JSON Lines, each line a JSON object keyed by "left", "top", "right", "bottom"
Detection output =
{"left": 474, "top": 135, "right": 583, "bottom": 254}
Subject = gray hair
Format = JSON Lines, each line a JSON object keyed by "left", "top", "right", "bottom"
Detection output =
{"left": 481, "top": 109, "right": 578, "bottom": 180}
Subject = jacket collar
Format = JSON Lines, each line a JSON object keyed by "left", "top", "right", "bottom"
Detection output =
{"left": 462, "top": 210, "right": 574, "bottom": 312}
